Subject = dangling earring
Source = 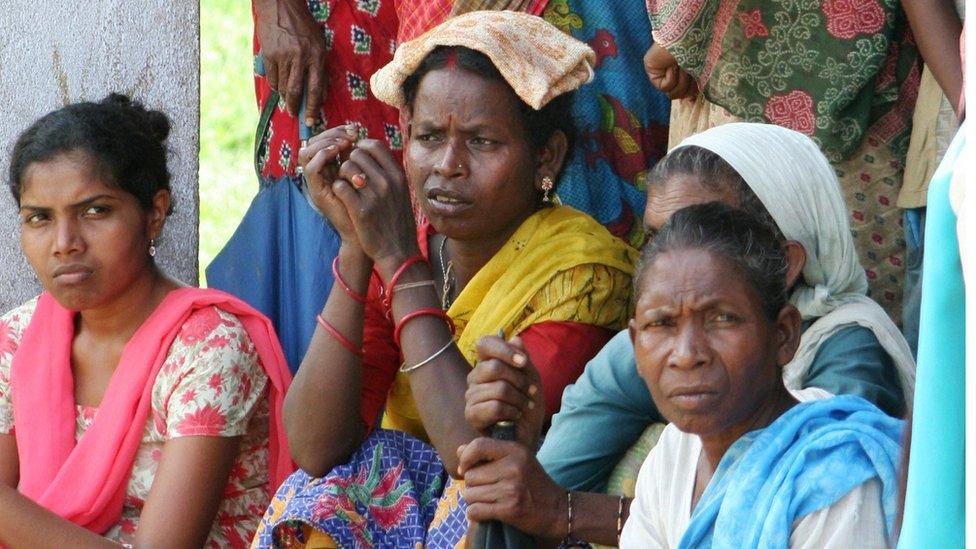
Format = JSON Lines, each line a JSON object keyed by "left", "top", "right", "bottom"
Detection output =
{"left": 148, "top": 238, "right": 157, "bottom": 258}
{"left": 541, "top": 176, "right": 554, "bottom": 204}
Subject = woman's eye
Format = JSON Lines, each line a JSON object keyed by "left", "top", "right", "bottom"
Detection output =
{"left": 644, "top": 318, "right": 673, "bottom": 329}
{"left": 23, "top": 213, "right": 48, "bottom": 226}
{"left": 416, "top": 133, "right": 442, "bottom": 143}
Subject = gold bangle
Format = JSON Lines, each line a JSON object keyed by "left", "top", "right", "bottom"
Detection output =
{"left": 399, "top": 338, "right": 453, "bottom": 374}
{"left": 392, "top": 279, "right": 436, "bottom": 293}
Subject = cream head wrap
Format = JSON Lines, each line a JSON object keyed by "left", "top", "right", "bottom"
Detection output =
{"left": 674, "top": 123, "right": 916, "bottom": 406}
{"left": 370, "top": 10, "right": 595, "bottom": 110}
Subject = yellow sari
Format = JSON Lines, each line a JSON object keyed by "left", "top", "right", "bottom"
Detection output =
{"left": 381, "top": 205, "right": 637, "bottom": 440}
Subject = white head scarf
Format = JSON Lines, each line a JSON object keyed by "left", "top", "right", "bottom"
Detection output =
{"left": 676, "top": 123, "right": 915, "bottom": 406}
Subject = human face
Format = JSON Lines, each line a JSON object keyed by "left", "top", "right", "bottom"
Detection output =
{"left": 643, "top": 175, "right": 737, "bottom": 239}
{"left": 18, "top": 150, "right": 159, "bottom": 311}
{"left": 405, "top": 68, "right": 542, "bottom": 242}
{"left": 629, "top": 249, "right": 788, "bottom": 438}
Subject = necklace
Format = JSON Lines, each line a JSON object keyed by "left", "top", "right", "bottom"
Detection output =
{"left": 438, "top": 235, "right": 455, "bottom": 310}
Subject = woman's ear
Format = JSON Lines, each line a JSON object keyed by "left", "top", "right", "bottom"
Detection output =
{"left": 784, "top": 241, "right": 807, "bottom": 289}
{"left": 534, "top": 130, "right": 569, "bottom": 190}
{"left": 400, "top": 107, "right": 413, "bottom": 140}
{"left": 774, "top": 304, "right": 802, "bottom": 367}
{"left": 147, "top": 190, "right": 171, "bottom": 240}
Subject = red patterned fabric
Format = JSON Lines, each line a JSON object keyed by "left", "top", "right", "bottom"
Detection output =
{"left": 764, "top": 90, "right": 816, "bottom": 136}
{"left": 821, "top": 0, "right": 886, "bottom": 40}
{"left": 252, "top": 0, "right": 402, "bottom": 180}
{"left": 394, "top": 0, "right": 453, "bottom": 43}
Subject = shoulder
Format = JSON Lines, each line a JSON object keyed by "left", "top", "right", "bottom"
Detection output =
{"left": 0, "top": 297, "right": 40, "bottom": 359}
{"left": 173, "top": 306, "right": 251, "bottom": 350}
{"left": 820, "top": 324, "right": 885, "bottom": 351}
{"left": 791, "top": 478, "right": 890, "bottom": 548}
{"left": 160, "top": 305, "right": 262, "bottom": 381}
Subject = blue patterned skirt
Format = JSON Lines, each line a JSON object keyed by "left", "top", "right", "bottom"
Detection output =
{"left": 253, "top": 429, "right": 468, "bottom": 548}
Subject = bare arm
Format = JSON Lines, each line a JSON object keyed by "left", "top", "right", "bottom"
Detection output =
{"left": 0, "top": 434, "right": 18, "bottom": 488}
{"left": 0, "top": 435, "right": 239, "bottom": 548}
{"left": 459, "top": 438, "right": 633, "bottom": 546}
{"left": 133, "top": 436, "right": 242, "bottom": 547}
{"left": 902, "top": 0, "right": 963, "bottom": 111}
{"left": 0, "top": 485, "right": 118, "bottom": 549}
{"left": 283, "top": 244, "right": 372, "bottom": 475}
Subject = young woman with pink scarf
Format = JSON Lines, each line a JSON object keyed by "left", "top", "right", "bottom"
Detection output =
{"left": 0, "top": 95, "right": 293, "bottom": 547}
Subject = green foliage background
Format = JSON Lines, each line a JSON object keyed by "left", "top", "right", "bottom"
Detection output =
{"left": 199, "top": 0, "right": 256, "bottom": 285}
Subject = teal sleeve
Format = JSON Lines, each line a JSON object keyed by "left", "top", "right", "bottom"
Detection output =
{"left": 537, "top": 330, "right": 661, "bottom": 492}
{"left": 899, "top": 126, "right": 965, "bottom": 548}
{"left": 804, "top": 325, "right": 905, "bottom": 417}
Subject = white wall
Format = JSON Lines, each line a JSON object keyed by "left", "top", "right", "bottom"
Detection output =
{"left": 0, "top": 1, "right": 199, "bottom": 311}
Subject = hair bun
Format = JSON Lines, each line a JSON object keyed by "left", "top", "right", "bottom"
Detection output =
{"left": 100, "top": 93, "right": 171, "bottom": 142}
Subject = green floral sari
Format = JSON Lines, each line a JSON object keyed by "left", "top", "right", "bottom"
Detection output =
{"left": 647, "top": 0, "right": 920, "bottom": 162}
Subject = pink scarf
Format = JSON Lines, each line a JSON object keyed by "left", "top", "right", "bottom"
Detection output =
{"left": 10, "top": 288, "right": 294, "bottom": 534}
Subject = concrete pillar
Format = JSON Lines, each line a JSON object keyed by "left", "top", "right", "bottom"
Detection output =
{"left": 0, "top": 1, "right": 200, "bottom": 311}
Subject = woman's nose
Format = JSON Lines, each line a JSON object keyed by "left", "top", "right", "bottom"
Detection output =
{"left": 669, "top": 322, "right": 709, "bottom": 370}
{"left": 53, "top": 218, "right": 84, "bottom": 257}
{"left": 432, "top": 141, "right": 466, "bottom": 178}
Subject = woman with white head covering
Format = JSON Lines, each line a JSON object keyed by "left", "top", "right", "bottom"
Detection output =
{"left": 458, "top": 122, "right": 915, "bottom": 546}
{"left": 677, "top": 123, "right": 915, "bottom": 404}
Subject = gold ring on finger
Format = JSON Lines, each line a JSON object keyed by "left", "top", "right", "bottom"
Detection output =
{"left": 351, "top": 173, "right": 368, "bottom": 189}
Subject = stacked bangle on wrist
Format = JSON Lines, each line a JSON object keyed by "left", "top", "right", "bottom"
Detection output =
{"left": 399, "top": 337, "right": 454, "bottom": 373}
{"left": 316, "top": 314, "right": 364, "bottom": 357}
{"left": 383, "top": 255, "right": 428, "bottom": 310}
{"left": 393, "top": 307, "right": 456, "bottom": 348}
{"left": 331, "top": 256, "right": 370, "bottom": 304}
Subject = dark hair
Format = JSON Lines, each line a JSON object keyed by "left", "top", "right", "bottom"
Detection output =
{"left": 636, "top": 202, "right": 789, "bottom": 321}
{"left": 9, "top": 93, "right": 173, "bottom": 214}
{"left": 647, "top": 145, "right": 781, "bottom": 240}
{"left": 401, "top": 46, "right": 577, "bottom": 183}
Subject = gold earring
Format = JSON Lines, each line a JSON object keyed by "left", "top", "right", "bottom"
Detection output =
{"left": 541, "top": 176, "right": 554, "bottom": 204}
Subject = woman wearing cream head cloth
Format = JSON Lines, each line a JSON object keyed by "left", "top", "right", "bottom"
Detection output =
{"left": 680, "top": 123, "right": 916, "bottom": 407}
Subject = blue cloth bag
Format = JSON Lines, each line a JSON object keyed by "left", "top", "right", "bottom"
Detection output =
{"left": 207, "top": 60, "right": 338, "bottom": 372}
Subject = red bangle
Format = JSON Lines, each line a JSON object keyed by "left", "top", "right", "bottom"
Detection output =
{"left": 316, "top": 314, "right": 364, "bottom": 357}
{"left": 393, "top": 307, "right": 456, "bottom": 348}
{"left": 383, "top": 255, "right": 428, "bottom": 310}
{"left": 332, "top": 256, "right": 369, "bottom": 304}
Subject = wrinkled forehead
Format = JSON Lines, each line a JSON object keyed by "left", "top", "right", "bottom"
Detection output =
{"left": 643, "top": 174, "right": 739, "bottom": 231}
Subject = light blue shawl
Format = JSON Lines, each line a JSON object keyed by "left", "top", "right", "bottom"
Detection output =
{"left": 679, "top": 395, "right": 904, "bottom": 548}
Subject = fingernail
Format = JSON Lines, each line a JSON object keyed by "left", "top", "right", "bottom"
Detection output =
{"left": 528, "top": 384, "right": 538, "bottom": 396}
{"left": 527, "top": 401, "right": 535, "bottom": 410}
{"left": 513, "top": 353, "right": 527, "bottom": 366}
{"left": 326, "top": 145, "right": 337, "bottom": 151}
{"left": 305, "top": 117, "right": 315, "bottom": 127}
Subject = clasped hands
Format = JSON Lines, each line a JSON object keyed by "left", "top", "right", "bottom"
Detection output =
{"left": 298, "top": 124, "right": 418, "bottom": 269}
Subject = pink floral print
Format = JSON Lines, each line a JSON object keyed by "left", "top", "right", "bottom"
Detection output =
{"left": 0, "top": 300, "right": 270, "bottom": 547}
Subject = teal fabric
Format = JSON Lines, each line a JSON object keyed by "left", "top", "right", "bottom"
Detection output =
{"left": 539, "top": 323, "right": 905, "bottom": 493}
{"left": 898, "top": 122, "right": 966, "bottom": 548}
{"left": 804, "top": 323, "right": 904, "bottom": 417}
{"left": 679, "top": 396, "right": 903, "bottom": 548}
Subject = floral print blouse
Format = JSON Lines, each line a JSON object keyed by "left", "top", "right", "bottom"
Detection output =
{"left": 0, "top": 298, "right": 271, "bottom": 547}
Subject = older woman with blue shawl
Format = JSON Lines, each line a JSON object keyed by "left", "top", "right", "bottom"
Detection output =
{"left": 618, "top": 203, "right": 904, "bottom": 547}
